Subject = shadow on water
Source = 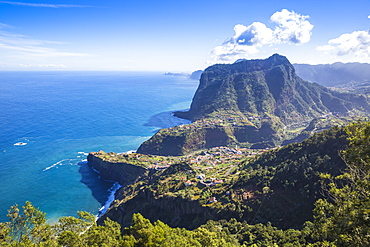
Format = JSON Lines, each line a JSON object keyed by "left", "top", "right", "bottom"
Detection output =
{"left": 78, "top": 161, "right": 114, "bottom": 206}
{"left": 144, "top": 110, "right": 191, "bottom": 130}
{"left": 76, "top": 111, "right": 190, "bottom": 213}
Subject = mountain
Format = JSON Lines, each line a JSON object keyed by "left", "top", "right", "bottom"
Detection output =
{"left": 137, "top": 54, "right": 370, "bottom": 155}
{"left": 189, "top": 70, "right": 203, "bottom": 80}
{"left": 294, "top": 62, "right": 370, "bottom": 87}
{"left": 164, "top": 70, "right": 204, "bottom": 81}
{"left": 175, "top": 54, "right": 369, "bottom": 123}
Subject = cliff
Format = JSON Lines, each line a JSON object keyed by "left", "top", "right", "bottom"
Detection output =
{"left": 98, "top": 188, "right": 239, "bottom": 229}
{"left": 87, "top": 151, "right": 148, "bottom": 185}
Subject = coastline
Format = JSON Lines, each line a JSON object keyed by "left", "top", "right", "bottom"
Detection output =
{"left": 98, "top": 182, "right": 122, "bottom": 217}
{"left": 91, "top": 110, "right": 191, "bottom": 221}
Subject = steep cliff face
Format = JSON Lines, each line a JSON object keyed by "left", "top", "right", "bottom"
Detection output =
{"left": 98, "top": 189, "right": 238, "bottom": 229}
{"left": 87, "top": 151, "right": 147, "bottom": 185}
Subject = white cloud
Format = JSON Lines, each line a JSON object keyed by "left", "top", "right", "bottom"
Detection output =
{"left": 0, "top": 1, "right": 90, "bottom": 8}
{"left": 18, "top": 63, "right": 67, "bottom": 69}
{"left": 0, "top": 25, "right": 88, "bottom": 58}
{"left": 210, "top": 9, "right": 313, "bottom": 64}
{"left": 211, "top": 43, "right": 259, "bottom": 62}
{"left": 226, "top": 23, "right": 275, "bottom": 47}
{"left": 317, "top": 30, "right": 370, "bottom": 61}
{"left": 0, "top": 22, "right": 13, "bottom": 29}
{"left": 271, "top": 9, "right": 313, "bottom": 44}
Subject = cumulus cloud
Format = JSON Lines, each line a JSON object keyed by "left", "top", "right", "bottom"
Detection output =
{"left": 271, "top": 9, "right": 313, "bottom": 44}
{"left": 317, "top": 30, "right": 370, "bottom": 61}
{"left": 226, "top": 23, "right": 275, "bottom": 47}
{"left": 210, "top": 9, "right": 313, "bottom": 63}
{"left": 0, "top": 1, "right": 90, "bottom": 8}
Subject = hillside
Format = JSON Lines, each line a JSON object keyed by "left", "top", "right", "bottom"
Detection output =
{"left": 3, "top": 121, "right": 370, "bottom": 246}
{"left": 138, "top": 54, "right": 370, "bottom": 155}
{"left": 96, "top": 125, "right": 349, "bottom": 230}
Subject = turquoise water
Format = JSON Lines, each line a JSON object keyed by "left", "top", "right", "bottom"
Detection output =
{"left": 0, "top": 71, "right": 197, "bottom": 222}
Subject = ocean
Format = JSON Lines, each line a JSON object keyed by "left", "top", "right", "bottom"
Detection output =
{"left": 0, "top": 71, "right": 197, "bottom": 222}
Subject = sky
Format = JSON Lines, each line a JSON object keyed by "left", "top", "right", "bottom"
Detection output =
{"left": 0, "top": 0, "right": 370, "bottom": 71}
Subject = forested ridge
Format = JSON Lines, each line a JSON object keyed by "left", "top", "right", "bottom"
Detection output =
{"left": 1, "top": 121, "right": 370, "bottom": 246}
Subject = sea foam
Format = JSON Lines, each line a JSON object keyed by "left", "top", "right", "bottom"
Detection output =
{"left": 98, "top": 182, "right": 122, "bottom": 217}
{"left": 43, "top": 159, "right": 76, "bottom": 171}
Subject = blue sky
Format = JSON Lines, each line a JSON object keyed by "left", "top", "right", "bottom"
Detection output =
{"left": 0, "top": 0, "right": 370, "bottom": 71}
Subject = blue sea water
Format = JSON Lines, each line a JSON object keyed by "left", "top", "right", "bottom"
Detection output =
{"left": 0, "top": 71, "right": 197, "bottom": 222}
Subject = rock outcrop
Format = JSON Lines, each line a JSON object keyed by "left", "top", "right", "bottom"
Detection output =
{"left": 87, "top": 151, "right": 147, "bottom": 185}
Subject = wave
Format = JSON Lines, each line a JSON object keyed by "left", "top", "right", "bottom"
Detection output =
{"left": 44, "top": 153, "right": 89, "bottom": 171}
{"left": 78, "top": 152, "right": 89, "bottom": 155}
{"left": 98, "top": 182, "right": 122, "bottom": 217}
{"left": 43, "top": 159, "right": 76, "bottom": 171}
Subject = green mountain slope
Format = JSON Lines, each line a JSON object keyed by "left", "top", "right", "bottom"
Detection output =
{"left": 138, "top": 54, "right": 369, "bottom": 155}
{"left": 177, "top": 54, "right": 369, "bottom": 123}
{"left": 97, "top": 125, "right": 350, "bottom": 230}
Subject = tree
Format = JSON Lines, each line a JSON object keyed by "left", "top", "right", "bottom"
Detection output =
{"left": 54, "top": 211, "right": 95, "bottom": 234}
{"left": 84, "top": 218, "right": 123, "bottom": 247}
{"left": 312, "top": 121, "right": 370, "bottom": 246}
{"left": 5, "top": 201, "right": 55, "bottom": 245}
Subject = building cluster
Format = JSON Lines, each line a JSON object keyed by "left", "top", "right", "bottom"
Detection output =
{"left": 159, "top": 115, "right": 268, "bottom": 135}
{"left": 188, "top": 146, "right": 245, "bottom": 166}
{"left": 183, "top": 172, "right": 224, "bottom": 187}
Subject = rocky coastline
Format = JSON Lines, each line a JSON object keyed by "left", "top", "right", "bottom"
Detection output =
{"left": 87, "top": 151, "right": 148, "bottom": 185}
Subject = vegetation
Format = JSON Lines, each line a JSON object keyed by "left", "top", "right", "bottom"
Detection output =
{"left": 91, "top": 150, "right": 180, "bottom": 168}
{"left": 312, "top": 121, "right": 370, "bottom": 246}
{"left": 1, "top": 121, "right": 370, "bottom": 246}
{"left": 140, "top": 54, "right": 370, "bottom": 155}
{"left": 98, "top": 125, "right": 351, "bottom": 230}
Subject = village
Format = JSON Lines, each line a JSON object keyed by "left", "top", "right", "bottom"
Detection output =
{"left": 139, "top": 145, "right": 272, "bottom": 171}
{"left": 159, "top": 114, "right": 267, "bottom": 135}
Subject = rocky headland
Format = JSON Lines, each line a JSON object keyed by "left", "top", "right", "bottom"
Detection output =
{"left": 138, "top": 54, "right": 370, "bottom": 155}
{"left": 87, "top": 151, "right": 148, "bottom": 185}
